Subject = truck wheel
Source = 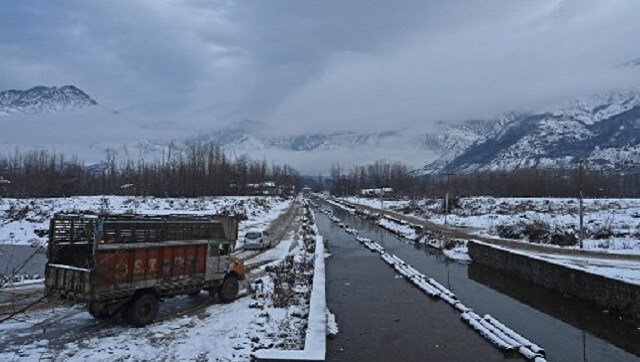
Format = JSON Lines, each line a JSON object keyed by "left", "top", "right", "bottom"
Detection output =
{"left": 88, "top": 302, "right": 115, "bottom": 319}
{"left": 123, "top": 293, "right": 159, "bottom": 327}
{"left": 218, "top": 275, "right": 239, "bottom": 303}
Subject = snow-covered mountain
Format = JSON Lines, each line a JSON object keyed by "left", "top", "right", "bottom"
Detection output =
{"left": 3, "top": 85, "right": 640, "bottom": 175}
{"left": 415, "top": 90, "right": 640, "bottom": 175}
{"left": 415, "top": 116, "right": 514, "bottom": 174}
{"left": 0, "top": 85, "right": 97, "bottom": 117}
{"left": 187, "top": 123, "right": 398, "bottom": 152}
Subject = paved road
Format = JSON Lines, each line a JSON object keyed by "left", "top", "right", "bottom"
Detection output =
{"left": 317, "top": 198, "right": 640, "bottom": 361}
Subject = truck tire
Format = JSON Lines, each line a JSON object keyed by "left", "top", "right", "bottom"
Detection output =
{"left": 88, "top": 302, "right": 116, "bottom": 319}
{"left": 218, "top": 275, "right": 239, "bottom": 303}
{"left": 123, "top": 293, "right": 159, "bottom": 327}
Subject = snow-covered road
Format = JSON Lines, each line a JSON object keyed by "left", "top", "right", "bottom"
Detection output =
{"left": 0, "top": 196, "right": 308, "bottom": 361}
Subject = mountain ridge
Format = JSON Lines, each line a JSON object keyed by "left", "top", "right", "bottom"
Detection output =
{"left": 414, "top": 89, "right": 640, "bottom": 175}
{"left": 0, "top": 85, "right": 97, "bottom": 117}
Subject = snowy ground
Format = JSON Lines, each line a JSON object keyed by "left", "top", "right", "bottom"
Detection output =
{"left": 0, "top": 199, "right": 321, "bottom": 362}
{"left": 0, "top": 196, "right": 291, "bottom": 247}
{"left": 340, "top": 195, "right": 640, "bottom": 285}
{"left": 377, "top": 218, "right": 418, "bottom": 241}
{"left": 343, "top": 196, "right": 640, "bottom": 254}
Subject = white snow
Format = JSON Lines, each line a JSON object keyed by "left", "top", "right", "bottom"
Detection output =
{"left": 252, "top": 213, "right": 327, "bottom": 360}
{"left": 0, "top": 196, "right": 303, "bottom": 361}
{"left": 0, "top": 297, "right": 256, "bottom": 361}
{"left": 325, "top": 308, "right": 338, "bottom": 338}
{"left": 0, "top": 196, "right": 291, "bottom": 247}
{"left": 377, "top": 217, "right": 418, "bottom": 240}
{"left": 475, "top": 240, "right": 640, "bottom": 286}
{"left": 345, "top": 196, "right": 640, "bottom": 255}
{"left": 443, "top": 240, "right": 472, "bottom": 263}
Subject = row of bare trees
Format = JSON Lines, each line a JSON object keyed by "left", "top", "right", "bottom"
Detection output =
{"left": 328, "top": 160, "right": 416, "bottom": 196}
{"left": 0, "top": 144, "right": 301, "bottom": 198}
{"left": 431, "top": 168, "right": 640, "bottom": 198}
{"left": 324, "top": 159, "right": 640, "bottom": 198}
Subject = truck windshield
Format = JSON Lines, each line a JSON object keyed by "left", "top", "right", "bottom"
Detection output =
{"left": 245, "top": 232, "right": 261, "bottom": 239}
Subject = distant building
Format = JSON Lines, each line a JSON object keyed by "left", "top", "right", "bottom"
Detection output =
{"left": 246, "top": 181, "right": 277, "bottom": 195}
{"left": 360, "top": 187, "right": 393, "bottom": 197}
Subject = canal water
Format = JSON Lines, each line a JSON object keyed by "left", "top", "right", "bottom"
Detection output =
{"left": 0, "top": 244, "right": 47, "bottom": 277}
{"left": 317, "top": 197, "right": 639, "bottom": 361}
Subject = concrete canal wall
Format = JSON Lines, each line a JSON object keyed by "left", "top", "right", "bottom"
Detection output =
{"left": 468, "top": 241, "right": 640, "bottom": 324}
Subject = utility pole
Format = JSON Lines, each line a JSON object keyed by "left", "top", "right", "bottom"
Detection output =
{"left": 578, "top": 159, "right": 584, "bottom": 249}
{"left": 444, "top": 173, "right": 452, "bottom": 225}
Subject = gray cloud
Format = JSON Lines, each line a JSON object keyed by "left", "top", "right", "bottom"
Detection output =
{"left": 1, "top": 0, "right": 640, "bottom": 170}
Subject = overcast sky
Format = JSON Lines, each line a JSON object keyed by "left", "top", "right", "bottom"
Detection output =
{"left": 2, "top": 0, "right": 640, "bottom": 137}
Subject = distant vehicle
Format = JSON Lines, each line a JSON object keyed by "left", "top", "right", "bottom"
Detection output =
{"left": 243, "top": 230, "right": 272, "bottom": 250}
{"left": 45, "top": 213, "right": 244, "bottom": 327}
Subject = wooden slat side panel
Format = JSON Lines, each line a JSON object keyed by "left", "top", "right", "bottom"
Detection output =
{"left": 95, "top": 252, "right": 116, "bottom": 286}
{"left": 161, "top": 247, "right": 174, "bottom": 280}
{"left": 148, "top": 248, "right": 160, "bottom": 280}
{"left": 133, "top": 249, "right": 146, "bottom": 282}
{"left": 196, "top": 245, "right": 206, "bottom": 275}
{"left": 174, "top": 247, "right": 185, "bottom": 279}
{"left": 114, "top": 252, "right": 131, "bottom": 285}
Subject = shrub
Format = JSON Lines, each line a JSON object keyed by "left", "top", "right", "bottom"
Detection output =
{"left": 493, "top": 219, "right": 577, "bottom": 245}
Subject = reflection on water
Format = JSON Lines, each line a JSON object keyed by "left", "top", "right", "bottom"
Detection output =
{"left": 0, "top": 244, "right": 46, "bottom": 276}
{"left": 469, "top": 263, "right": 640, "bottom": 358}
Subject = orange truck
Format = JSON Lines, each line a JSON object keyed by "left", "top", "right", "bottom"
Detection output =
{"left": 45, "top": 213, "right": 245, "bottom": 326}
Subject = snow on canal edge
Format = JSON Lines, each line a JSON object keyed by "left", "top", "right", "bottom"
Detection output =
{"left": 252, "top": 199, "right": 329, "bottom": 360}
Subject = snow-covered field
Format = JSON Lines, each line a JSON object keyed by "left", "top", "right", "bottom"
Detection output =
{"left": 343, "top": 196, "right": 640, "bottom": 254}
{"left": 341, "top": 196, "right": 409, "bottom": 211}
{"left": 0, "top": 196, "right": 291, "bottom": 247}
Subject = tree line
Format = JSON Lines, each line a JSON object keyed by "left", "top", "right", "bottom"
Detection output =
{"left": 322, "top": 160, "right": 640, "bottom": 198}
{"left": 0, "top": 144, "right": 301, "bottom": 198}
{"left": 327, "top": 160, "right": 416, "bottom": 196}
{"left": 433, "top": 168, "right": 640, "bottom": 198}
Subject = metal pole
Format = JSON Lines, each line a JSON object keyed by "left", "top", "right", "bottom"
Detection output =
{"left": 444, "top": 173, "right": 451, "bottom": 225}
{"left": 579, "top": 159, "right": 584, "bottom": 249}
{"left": 445, "top": 191, "right": 449, "bottom": 225}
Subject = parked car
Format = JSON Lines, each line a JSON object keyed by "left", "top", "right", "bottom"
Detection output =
{"left": 243, "top": 230, "right": 271, "bottom": 250}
